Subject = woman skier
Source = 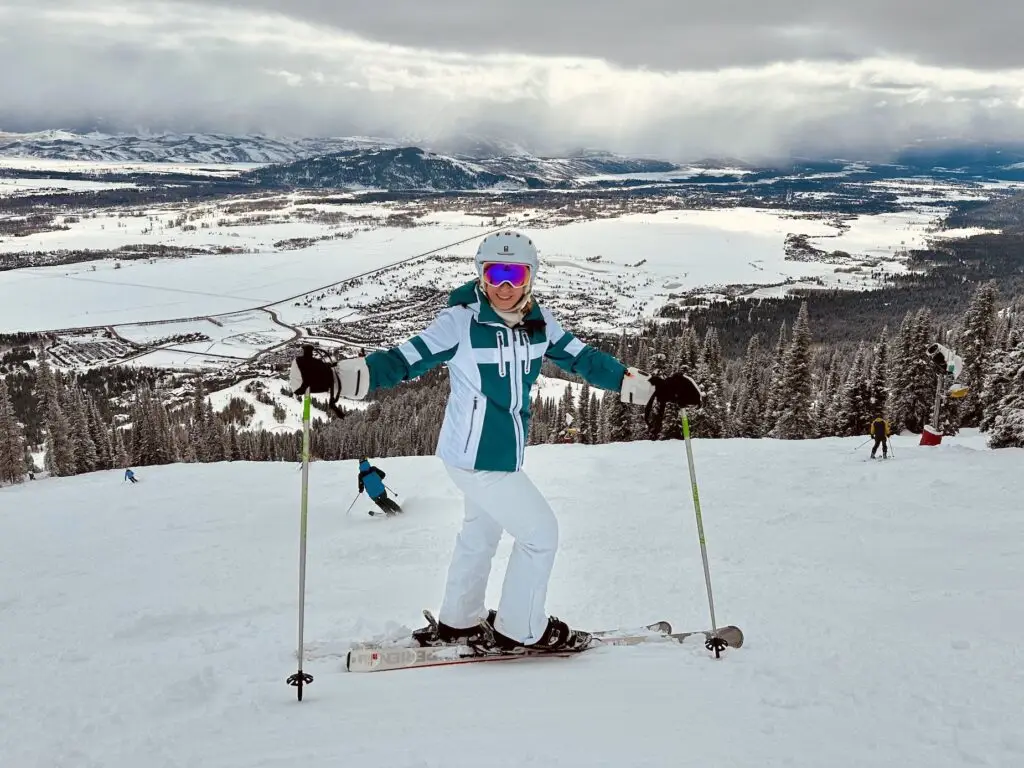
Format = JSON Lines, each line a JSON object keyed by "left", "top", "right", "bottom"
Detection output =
{"left": 289, "top": 230, "right": 701, "bottom": 653}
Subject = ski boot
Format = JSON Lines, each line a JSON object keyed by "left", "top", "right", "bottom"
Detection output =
{"left": 412, "top": 609, "right": 496, "bottom": 647}
{"left": 487, "top": 616, "right": 594, "bottom": 654}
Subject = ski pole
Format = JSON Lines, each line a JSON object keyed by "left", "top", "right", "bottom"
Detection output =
{"left": 852, "top": 438, "right": 871, "bottom": 452}
{"left": 345, "top": 491, "right": 361, "bottom": 516}
{"left": 385, "top": 484, "right": 399, "bottom": 497}
{"left": 679, "top": 409, "right": 728, "bottom": 658}
{"left": 286, "top": 382, "right": 314, "bottom": 700}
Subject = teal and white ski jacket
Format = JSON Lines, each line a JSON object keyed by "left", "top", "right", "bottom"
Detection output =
{"left": 364, "top": 281, "right": 628, "bottom": 472}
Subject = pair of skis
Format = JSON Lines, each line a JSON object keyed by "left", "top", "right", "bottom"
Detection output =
{"left": 287, "top": 399, "right": 738, "bottom": 696}
{"left": 344, "top": 613, "right": 744, "bottom": 673}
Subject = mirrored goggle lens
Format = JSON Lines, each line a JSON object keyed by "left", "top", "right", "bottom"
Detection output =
{"left": 483, "top": 262, "right": 530, "bottom": 287}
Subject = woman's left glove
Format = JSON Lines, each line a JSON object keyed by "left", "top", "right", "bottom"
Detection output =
{"left": 620, "top": 367, "right": 702, "bottom": 408}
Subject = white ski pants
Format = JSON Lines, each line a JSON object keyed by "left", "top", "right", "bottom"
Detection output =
{"left": 438, "top": 464, "right": 558, "bottom": 644}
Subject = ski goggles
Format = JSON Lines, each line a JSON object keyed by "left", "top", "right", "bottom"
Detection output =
{"left": 482, "top": 262, "right": 531, "bottom": 288}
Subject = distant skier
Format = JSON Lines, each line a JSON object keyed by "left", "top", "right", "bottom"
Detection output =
{"left": 289, "top": 230, "right": 701, "bottom": 654}
{"left": 124, "top": 468, "right": 138, "bottom": 484}
{"left": 869, "top": 416, "right": 890, "bottom": 459}
{"left": 358, "top": 457, "right": 401, "bottom": 515}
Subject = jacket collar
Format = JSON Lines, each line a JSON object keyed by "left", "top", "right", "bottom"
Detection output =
{"left": 448, "top": 280, "right": 544, "bottom": 329}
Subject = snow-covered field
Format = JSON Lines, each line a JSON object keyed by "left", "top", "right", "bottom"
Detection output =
{"left": 118, "top": 309, "right": 295, "bottom": 360}
{"left": 0, "top": 156, "right": 261, "bottom": 177}
{"left": 0, "top": 222, "right": 489, "bottom": 331}
{"left": 2, "top": 432, "right": 1022, "bottom": 767}
{"left": 0, "top": 176, "right": 990, "bottom": 335}
{"left": 0, "top": 177, "right": 138, "bottom": 196}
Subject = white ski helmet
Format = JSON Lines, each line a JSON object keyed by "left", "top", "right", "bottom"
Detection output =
{"left": 474, "top": 230, "right": 539, "bottom": 288}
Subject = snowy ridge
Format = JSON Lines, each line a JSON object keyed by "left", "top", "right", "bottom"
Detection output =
{"left": 0, "top": 130, "right": 681, "bottom": 187}
{"left": 0, "top": 130, "right": 397, "bottom": 164}
{"left": 1, "top": 433, "right": 1022, "bottom": 766}
{"left": 245, "top": 145, "right": 681, "bottom": 191}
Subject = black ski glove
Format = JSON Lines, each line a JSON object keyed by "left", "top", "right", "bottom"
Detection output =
{"left": 290, "top": 347, "right": 338, "bottom": 396}
{"left": 650, "top": 372, "right": 702, "bottom": 407}
{"left": 642, "top": 371, "right": 702, "bottom": 427}
{"left": 288, "top": 345, "right": 346, "bottom": 418}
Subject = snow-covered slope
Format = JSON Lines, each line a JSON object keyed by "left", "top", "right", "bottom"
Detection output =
{"left": 2, "top": 434, "right": 1022, "bottom": 767}
{"left": 0, "top": 130, "right": 396, "bottom": 164}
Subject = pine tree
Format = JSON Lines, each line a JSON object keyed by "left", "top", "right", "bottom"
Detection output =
{"left": 559, "top": 384, "right": 575, "bottom": 442}
{"left": 35, "top": 353, "right": 59, "bottom": 410}
{"left": 889, "top": 309, "right": 937, "bottom": 432}
{"left": 675, "top": 329, "right": 700, "bottom": 373}
{"left": 34, "top": 355, "right": 76, "bottom": 476}
{"left": 867, "top": 326, "right": 889, "bottom": 419}
{"left": 761, "top": 321, "right": 787, "bottom": 435}
{"left": 0, "top": 377, "right": 27, "bottom": 484}
{"left": 812, "top": 350, "right": 842, "bottom": 437}
{"left": 70, "top": 387, "right": 98, "bottom": 474}
{"left": 44, "top": 398, "right": 76, "bottom": 476}
{"left": 771, "top": 301, "right": 814, "bottom": 439}
{"left": 113, "top": 424, "right": 130, "bottom": 468}
{"left": 548, "top": 395, "right": 563, "bottom": 443}
{"left": 605, "top": 388, "right": 631, "bottom": 442}
{"left": 689, "top": 328, "right": 726, "bottom": 438}
{"left": 203, "top": 399, "right": 223, "bottom": 461}
{"left": 228, "top": 426, "right": 241, "bottom": 460}
{"left": 596, "top": 333, "right": 629, "bottom": 442}
{"left": 527, "top": 394, "right": 542, "bottom": 444}
{"left": 981, "top": 327, "right": 1021, "bottom": 432}
{"left": 588, "top": 392, "right": 601, "bottom": 444}
{"left": 957, "top": 281, "right": 999, "bottom": 427}
{"left": 189, "top": 383, "right": 212, "bottom": 462}
{"left": 736, "top": 334, "right": 764, "bottom": 438}
{"left": 835, "top": 343, "right": 870, "bottom": 436}
{"left": 576, "top": 382, "right": 591, "bottom": 443}
{"left": 87, "top": 401, "right": 112, "bottom": 470}
{"left": 986, "top": 335, "right": 1024, "bottom": 448}
{"left": 658, "top": 400, "right": 682, "bottom": 440}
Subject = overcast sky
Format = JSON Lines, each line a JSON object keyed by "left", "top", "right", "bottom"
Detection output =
{"left": 2, "top": 0, "right": 1024, "bottom": 160}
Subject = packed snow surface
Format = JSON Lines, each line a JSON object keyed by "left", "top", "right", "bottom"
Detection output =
{"left": 1, "top": 432, "right": 1022, "bottom": 767}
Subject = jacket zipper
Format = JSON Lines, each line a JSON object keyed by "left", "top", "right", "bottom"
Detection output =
{"left": 520, "top": 329, "right": 531, "bottom": 374}
{"left": 497, "top": 332, "right": 506, "bottom": 377}
{"left": 509, "top": 330, "right": 523, "bottom": 470}
{"left": 464, "top": 397, "right": 478, "bottom": 452}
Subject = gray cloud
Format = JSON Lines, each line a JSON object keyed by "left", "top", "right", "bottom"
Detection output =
{"left": 2, "top": 1, "right": 1024, "bottom": 161}
{"left": 157, "top": 0, "right": 1024, "bottom": 71}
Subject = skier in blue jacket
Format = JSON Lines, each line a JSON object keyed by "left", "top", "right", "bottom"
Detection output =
{"left": 358, "top": 457, "right": 401, "bottom": 515}
{"left": 289, "top": 230, "right": 701, "bottom": 654}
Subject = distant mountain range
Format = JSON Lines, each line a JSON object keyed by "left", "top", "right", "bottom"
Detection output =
{"left": 4, "top": 130, "right": 1024, "bottom": 192}
{"left": 243, "top": 146, "right": 680, "bottom": 191}
{"left": 0, "top": 130, "right": 394, "bottom": 164}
